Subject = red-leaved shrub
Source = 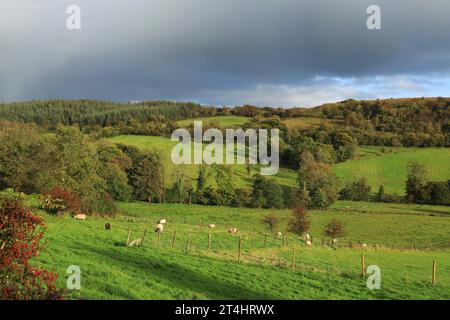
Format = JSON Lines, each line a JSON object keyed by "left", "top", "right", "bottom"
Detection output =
{"left": 0, "top": 201, "right": 64, "bottom": 300}
{"left": 44, "top": 187, "right": 82, "bottom": 214}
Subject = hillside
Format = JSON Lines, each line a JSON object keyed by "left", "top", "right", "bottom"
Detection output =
{"left": 334, "top": 147, "right": 450, "bottom": 195}
{"left": 108, "top": 135, "right": 450, "bottom": 198}
{"left": 108, "top": 135, "right": 298, "bottom": 188}
{"left": 176, "top": 116, "right": 249, "bottom": 128}
{"left": 33, "top": 201, "right": 450, "bottom": 300}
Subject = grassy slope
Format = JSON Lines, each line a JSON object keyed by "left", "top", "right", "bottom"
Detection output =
{"left": 176, "top": 116, "right": 249, "bottom": 128}
{"left": 34, "top": 201, "right": 450, "bottom": 300}
{"left": 109, "top": 135, "right": 450, "bottom": 196}
{"left": 108, "top": 135, "right": 298, "bottom": 188}
{"left": 333, "top": 147, "right": 450, "bottom": 195}
{"left": 283, "top": 117, "right": 337, "bottom": 129}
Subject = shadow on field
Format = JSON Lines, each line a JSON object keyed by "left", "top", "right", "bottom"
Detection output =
{"left": 409, "top": 207, "right": 450, "bottom": 216}
{"left": 84, "top": 244, "right": 277, "bottom": 300}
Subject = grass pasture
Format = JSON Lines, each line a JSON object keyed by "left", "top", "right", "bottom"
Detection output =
{"left": 108, "top": 135, "right": 298, "bottom": 188}
{"left": 283, "top": 117, "right": 336, "bottom": 129}
{"left": 33, "top": 201, "right": 450, "bottom": 300}
{"left": 176, "top": 116, "right": 249, "bottom": 128}
{"left": 334, "top": 147, "right": 450, "bottom": 195}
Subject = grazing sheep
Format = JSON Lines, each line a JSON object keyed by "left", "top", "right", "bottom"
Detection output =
{"left": 275, "top": 232, "right": 283, "bottom": 238}
{"left": 128, "top": 239, "right": 142, "bottom": 247}
{"left": 306, "top": 240, "right": 312, "bottom": 246}
{"left": 305, "top": 234, "right": 311, "bottom": 241}
{"left": 105, "top": 223, "right": 111, "bottom": 231}
{"left": 158, "top": 218, "right": 167, "bottom": 224}
{"left": 228, "top": 227, "right": 238, "bottom": 235}
{"left": 155, "top": 223, "right": 164, "bottom": 233}
{"left": 208, "top": 224, "right": 216, "bottom": 229}
{"left": 74, "top": 214, "right": 86, "bottom": 221}
{"left": 362, "top": 243, "right": 368, "bottom": 248}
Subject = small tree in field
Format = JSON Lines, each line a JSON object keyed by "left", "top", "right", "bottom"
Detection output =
{"left": 0, "top": 199, "right": 64, "bottom": 300}
{"left": 322, "top": 219, "right": 345, "bottom": 244}
{"left": 262, "top": 214, "right": 278, "bottom": 233}
{"left": 288, "top": 206, "right": 310, "bottom": 237}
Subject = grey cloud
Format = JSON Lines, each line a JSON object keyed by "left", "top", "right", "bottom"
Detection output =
{"left": 1, "top": 0, "right": 450, "bottom": 106}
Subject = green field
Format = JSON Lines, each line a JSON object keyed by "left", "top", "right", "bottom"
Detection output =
{"left": 108, "top": 136, "right": 450, "bottom": 196}
{"left": 334, "top": 147, "right": 450, "bottom": 195}
{"left": 283, "top": 117, "right": 336, "bottom": 129}
{"left": 108, "top": 135, "right": 298, "bottom": 188}
{"left": 176, "top": 116, "right": 249, "bottom": 128}
{"left": 32, "top": 200, "right": 450, "bottom": 300}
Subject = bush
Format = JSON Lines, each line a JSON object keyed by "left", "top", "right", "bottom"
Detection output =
{"left": 38, "top": 194, "right": 66, "bottom": 215}
{"left": 261, "top": 214, "right": 279, "bottom": 233}
{"left": 426, "top": 181, "right": 450, "bottom": 206}
{"left": 43, "top": 187, "right": 82, "bottom": 214}
{"left": 0, "top": 188, "right": 25, "bottom": 204}
{"left": 0, "top": 200, "right": 64, "bottom": 300}
{"left": 231, "top": 188, "right": 252, "bottom": 207}
{"left": 339, "top": 178, "right": 371, "bottom": 201}
{"left": 82, "top": 193, "right": 118, "bottom": 217}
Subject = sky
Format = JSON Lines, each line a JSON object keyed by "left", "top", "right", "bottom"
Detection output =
{"left": 1, "top": 0, "right": 450, "bottom": 107}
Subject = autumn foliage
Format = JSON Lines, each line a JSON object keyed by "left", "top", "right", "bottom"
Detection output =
{"left": 43, "top": 186, "right": 82, "bottom": 214}
{"left": 0, "top": 200, "right": 64, "bottom": 300}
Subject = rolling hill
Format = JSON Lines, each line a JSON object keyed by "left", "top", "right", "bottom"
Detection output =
{"left": 333, "top": 146, "right": 450, "bottom": 195}
{"left": 33, "top": 200, "right": 450, "bottom": 299}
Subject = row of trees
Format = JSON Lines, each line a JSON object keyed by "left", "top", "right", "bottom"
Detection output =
{"left": 262, "top": 207, "right": 346, "bottom": 243}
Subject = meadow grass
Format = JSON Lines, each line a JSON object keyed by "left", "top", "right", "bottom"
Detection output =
{"left": 283, "top": 117, "right": 336, "bottom": 129}
{"left": 176, "top": 116, "right": 249, "bottom": 128}
{"left": 333, "top": 147, "right": 450, "bottom": 195}
{"left": 33, "top": 201, "right": 450, "bottom": 300}
{"left": 109, "top": 135, "right": 450, "bottom": 197}
{"left": 108, "top": 135, "right": 298, "bottom": 188}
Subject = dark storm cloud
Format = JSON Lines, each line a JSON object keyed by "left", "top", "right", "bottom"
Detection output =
{"left": 1, "top": 0, "right": 450, "bottom": 106}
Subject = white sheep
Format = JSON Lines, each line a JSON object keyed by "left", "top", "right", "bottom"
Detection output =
{"left": 155, "top": 223, "right": 164, "bottom": 233}
{"left": 128, "top": 239, "right": 143, "bottom": 247}
{"left": 305, "top": 234, "right": 311, "bottom": 241}
{"left": 306, "top": 240, "right": 312, "bottom": 246}
{"left": 158, "top": 218, "right": 167, "bottom": 224}
{"left": 228, "top": 227, "right": 238, "bottom": 235}
{"left": 209, "top": 224, "right": 216, "bottom": 229}
{"left": 74, "top": 214, "right": 87, "bottom": 221}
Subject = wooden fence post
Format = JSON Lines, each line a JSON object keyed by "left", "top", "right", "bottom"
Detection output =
{"left": 126, "top": 227, "right": 132, "bottom": 246}
{"left": 291, "top": 247, "right": 296, "bottom": 272}
{"left": 432, "top": 260, "right": 437, "bottom": 285}
{"left": 361, "top": 254, "right": 366, "bottom": 278}
{"left": 208, "top": 232, "right": 212, "bottom": 250}
{"left": 171, "top": 230, "right": 177, "bottom": 248}
{"left": 264, "top": 235, "right": 267, "bottom": 248}
{"left": 186, "top": 233, "right": 191, "bottom": 254}
{"left": 141, "top": 229, "right": 148, "bottom": 246}
{"left": 237, "top": 236, "right": 242, "bottom": 263}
